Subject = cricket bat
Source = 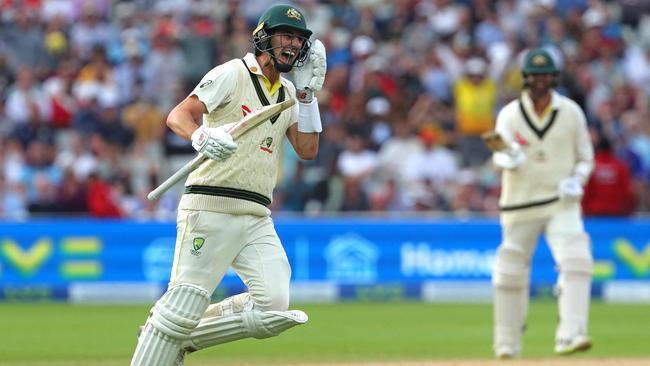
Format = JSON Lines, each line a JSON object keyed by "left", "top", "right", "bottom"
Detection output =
{"left": 481, "top": 131, "right": 509, "bottom": 152}
{"left": 147, "top": 99, "right": 296, "bottom": 201}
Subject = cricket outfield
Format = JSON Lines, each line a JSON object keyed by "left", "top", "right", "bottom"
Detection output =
{"left": 0, "top": 302, "right": 647, "bottom": 365}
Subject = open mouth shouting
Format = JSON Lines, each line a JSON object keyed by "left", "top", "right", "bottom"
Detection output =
{"left": 278, "top": 48, "right": 297, "bottom": 64}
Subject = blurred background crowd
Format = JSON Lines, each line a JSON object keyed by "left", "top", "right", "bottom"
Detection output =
{"left": 0, "top": 0, "right": 649, "bottom": 220}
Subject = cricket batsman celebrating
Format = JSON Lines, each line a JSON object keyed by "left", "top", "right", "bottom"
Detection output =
{"left": 130, "top": 4, "right": 326, "bottom": 365}
{"left": 486, "top": 48, "right": 594, "bottom": 358}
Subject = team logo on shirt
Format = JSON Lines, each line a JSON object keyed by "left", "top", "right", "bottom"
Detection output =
{"left": 242, "top": 105, "right": 252, "bottom": 116}
{"left": 260, "top": 137, "right": 274, "bottom": 154}
{"left": 191, "top": 237, "right": 205, "bottom": 256}
{"left": 533, "top": 150, "right": 547, "bottom": 163}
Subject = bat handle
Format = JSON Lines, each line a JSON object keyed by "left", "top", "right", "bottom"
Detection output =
{"left": 147, "top": 154, "right": 207, "bottom": 201}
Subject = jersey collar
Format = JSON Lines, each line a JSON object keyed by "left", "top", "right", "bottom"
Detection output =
{"left": 521, "top": 89, "right": 561, "bottom": 118}
{"left": 243, "top": 53, "right": 283, "bottom": 96}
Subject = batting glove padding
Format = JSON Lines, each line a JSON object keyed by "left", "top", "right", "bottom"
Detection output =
{"left": 558, "top": 176, "right": 584, "bottom": 201}
{"left": 191, "top": 125, "right": 238, "bottom": 161}
{"left": 291, "top": 39, "right": 327, "bottom": 104}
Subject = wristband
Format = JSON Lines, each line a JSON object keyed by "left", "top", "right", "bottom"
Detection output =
{"left": 297, "top": 98, "right": 322, "bottom": 133}
{"left": 573, "top": 162, "right": 593, "bottom": 185}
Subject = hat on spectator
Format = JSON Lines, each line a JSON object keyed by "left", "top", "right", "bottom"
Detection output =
{"left": 98, "top": 88, "right": 119, "bottom": 108}
{"left": 582, "top": 8, "right": 606, "bottom": 29}
{"left": 418, "top": 125, "right": 443, "bottom": 145}
{"left": 45, "top": 31, "right": 67, "bottom": 54}
{"left": 366, "top": 97, "right": 390, "bottom": 116}
{"left": 351, "top": 35, "right": 375, "bottom": 57}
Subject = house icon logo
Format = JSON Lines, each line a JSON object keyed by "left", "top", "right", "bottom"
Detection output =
{"left": 143, "top": 237, "right": 176, "bottom": 282}
{"left": 324, "top": 234, "right": 379, "bottom": 283}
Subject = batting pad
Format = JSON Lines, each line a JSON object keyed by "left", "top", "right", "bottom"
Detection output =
{"left": 131, "top": 284, "right": 210, "bottom": 366}
{"left": 184, "top": 310, "right": 308, "bottom": 351}
{"left": 492, "top": 247, "right": 529, "bottom": 355}
{"left": 556, "top": 257, "right": 593, "bottom": 340}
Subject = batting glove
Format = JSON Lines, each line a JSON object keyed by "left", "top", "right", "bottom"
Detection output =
{"left": 558, "top": 176, "right": 584, "bottom": 201}
{"left": 493, "top": 143, "right": 526, "bottom": 170}
{"left": 291, "top": 39, "right": 327, "bottom": 104}
{"left": 191, "top": 125, "right": 237, "bottom": 161}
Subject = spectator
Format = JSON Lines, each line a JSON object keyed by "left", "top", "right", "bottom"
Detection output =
{"left": 56, "top": 166, "right": 88, "bottom": 214}
{"left": 0, "top": 0, "right": 647, "bottom": 218}
{"left": 377, "top": 120, "right": 423, "bottom": 184}
{"left": 405, "top": 126, "right": 459, "bottom": 211}
{"left": 19, "top": 139, "right": 63, "bottom": 212}
{"left": 583, "top": 135, "right": 635, "bottom": 216}
{"left": 142, "top": 33, "right": 185, "bottom": 112}
{"left": 1, "top": 8, "right": 48, "bottom": 73}
{"left": 55, "top": 131, "right": 98, "bottom": 181}
{"left": 86, "top": 172, "right": 122, "bottom": 218}
{"left": 5, "top": 67, "right": 51, "bottom": 131}
{"left": 337, "top": 132, "right": 378, "bottom": 189}
{"left": 453, "top": 57, "right": 497, "bottom": 166}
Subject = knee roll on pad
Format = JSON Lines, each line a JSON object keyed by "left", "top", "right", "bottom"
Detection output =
{"left": 493, "top": 246, "right": 529, "bottom": 289}
{"left": 558, "top": 257, "right": 593, "bottom": 276}
{"left": 550, "top": 232, "right": 592, "bottom": 259}
{"left": 150, "top": 283, "right": 211, "bottom": 339}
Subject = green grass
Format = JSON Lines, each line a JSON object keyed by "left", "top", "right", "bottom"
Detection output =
{"left": 0, "top": 301, "right": 648, "bottom": 365}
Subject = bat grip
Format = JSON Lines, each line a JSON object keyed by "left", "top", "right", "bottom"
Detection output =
{"left": 147, "top": 154, "right": 206, "bottom": 201}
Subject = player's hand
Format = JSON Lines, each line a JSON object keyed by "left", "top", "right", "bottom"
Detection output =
{"left": 481, "top": 131, "right": 509, "bottom": 152}
{"left": 291, "top": 39, "right": 326, "bottom": 104}
{"left": 558, "top": 176, "right": 584, "bottom": 201}
{"left": 191, "top": 125, "right": 238, "bottom": 161}
{"left": 493, "top": 143, "right": 526, "bottom": 170}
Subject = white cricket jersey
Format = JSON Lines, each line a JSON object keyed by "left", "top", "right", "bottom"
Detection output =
{"left": 495, "top": 90, "right": 594, "bottom": 224}
{"left": 179, "top": 53, "right": 299, "bottom": 216}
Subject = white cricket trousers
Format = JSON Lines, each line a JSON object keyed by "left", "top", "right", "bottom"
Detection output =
{"left": 168, "top": 209, "right": 291, "bottom": 311}
{"left": 500, "top": 203, "right": 590, "bottom": 262}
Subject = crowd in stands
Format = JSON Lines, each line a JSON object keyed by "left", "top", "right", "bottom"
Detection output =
{"left": 0, "top": 0, "right": 649, "bottom": 219}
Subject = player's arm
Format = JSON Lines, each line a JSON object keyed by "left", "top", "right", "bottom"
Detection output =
{"left": 286, "top": 39, "right": 326, "bottom": 160}
{"left": 572, "top": 107, "right": 594, "bottom": 184}
{"left": 167, "top": 66, "right": 238, "bottom": 161}
{"left": 489, "top": 107, "right": 525, "bottom": 170}
{"left": 558, "top": 104, "right": 595, "bottom": 200}
{"left": 167, "top": 95, "right": 208, "bottom": 140}
{"left": 287, "top": 122, "right": 319, "bottom": 160}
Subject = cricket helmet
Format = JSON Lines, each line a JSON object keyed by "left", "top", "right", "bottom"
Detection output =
{"left": 252, "top": 4, "right": 312, "bottom": 70}
{"left": 521, "top": 48, "right": 558, "bottom": 75}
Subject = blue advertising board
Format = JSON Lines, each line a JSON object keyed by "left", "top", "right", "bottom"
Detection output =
{"left": 1, "top": 217, "right": 649, "bottom": 302}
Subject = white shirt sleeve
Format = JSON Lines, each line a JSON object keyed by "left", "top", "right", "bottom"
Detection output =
{"left": 494, "top": 103, "right": 515, "bottom": 144}
{"left": 190, "top": 62, "right": 238, "bottom": 113}
{"left": 572, "top": 104, "right": 595, "bottom": 184}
